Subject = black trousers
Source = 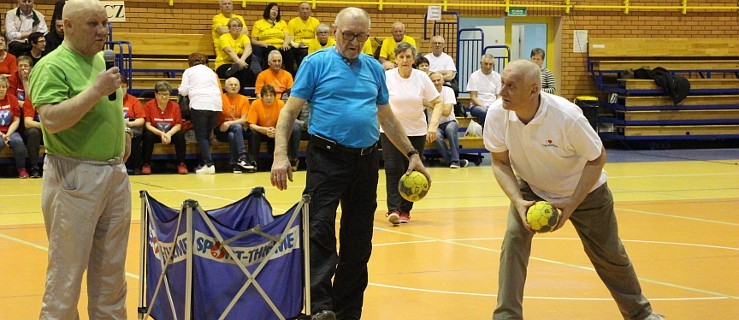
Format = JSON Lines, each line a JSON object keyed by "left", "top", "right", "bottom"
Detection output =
{"left": 380, "top": 134, "right": 427, "bottom": 214}
{"left": 142, "top": 130, "right": 186, "bottom": 164}
{"left": 304, "top": 140, "right": 380, "bottom": 320}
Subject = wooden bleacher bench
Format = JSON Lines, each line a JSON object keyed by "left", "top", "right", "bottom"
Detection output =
{"left": 0, "top": 146, "right": 45, "bottom": 165}
{"left": 588, "top": 38, "right": 739, "bottom": 141}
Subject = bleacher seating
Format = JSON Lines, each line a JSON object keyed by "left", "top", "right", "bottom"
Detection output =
{"left": 588, "top": 38, "right": 739, "bottom": 141}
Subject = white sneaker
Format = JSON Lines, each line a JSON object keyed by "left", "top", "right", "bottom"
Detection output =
{"left": 450, "top": 162, "right": 460, "bottom": 169}
{"left": 460, "top": 159, "right": 469, "bottom": 167}
{"left": 196, "top": 164, "right": 215, "bottom": 174}
{"left": 237, "top": 159, "right": 255, "bottom": 171}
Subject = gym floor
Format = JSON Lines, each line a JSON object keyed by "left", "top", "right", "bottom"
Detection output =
{"left": 1, "top": 148, "right": 737, "bottom": 319}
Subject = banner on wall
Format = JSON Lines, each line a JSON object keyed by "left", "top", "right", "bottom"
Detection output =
{"left": 101, "top": 1, "right": 126, "bottom": 22}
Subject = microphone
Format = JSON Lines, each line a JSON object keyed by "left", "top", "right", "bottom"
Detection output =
{"left": 103, "top": 49, "right": 117, "bottom": 101}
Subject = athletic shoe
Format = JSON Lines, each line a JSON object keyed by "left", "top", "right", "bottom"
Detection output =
{"left": 232, "top": 165, "right": 242, "bottom": 174}
{"left": 399, "top": 211, "right": 411, "bottom": 223}
{"left": 18, "top": 168, "right": 29, "bottom": 179}
{"left": 386, "top": 210, "right": 400, "bottom": 226}
{"left": 450, "top": 161, "right": 460, "bottom": 169}
{"left": 237, "top": 158, "right": 254, "bottom": 171}
{"left": 460, "top": 159, "right": 469, "bottom": 167}
{"left": 177, "top": 162, "right": 189, "bottom": 174}
{"left": 246, "top": 161, "right": 258, "bottom": 173}
{"left": 196, "top": 164, "right": 215, "bottom": 174}
{"left": 30, "top": 166, "right": 41, "bottom": 178}
{"left": 311, "top": 310, "right": 336, "bottom": 320}
{"left": 224, "top": 62, "right": 240, "bottom": 76}
{"left": 141, "top": 164, "right": 152, "bottom": 175}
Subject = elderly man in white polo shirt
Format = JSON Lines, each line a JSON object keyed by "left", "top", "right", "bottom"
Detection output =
{"left": 483, "top": 59, "right": 665, "bottom": 320}
{"left": 424, "top": 36, "right": 456, "bottom": 84}
{"left": 465, "top": 54, "right": 501, "bottom": 126}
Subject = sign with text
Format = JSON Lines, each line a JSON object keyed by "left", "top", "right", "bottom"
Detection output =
{"left": 101, "top": 1, "right": 126, "bottom": 22}
{"left": 427, "top": 6, "right": 442, "bottom": 21}
{"left": 508, "top": 7, "right": 527, "bottom": 17}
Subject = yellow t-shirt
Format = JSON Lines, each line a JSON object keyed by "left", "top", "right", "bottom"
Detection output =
{"left": 215, "top": 33, "right": 251, "bottom": 70}
{"left": 212, "top": 13, "right": 247, "bottom": 47}
{"left": 287, "top": 16, "right": 320, "bottom": 44}
{"left": 252, "top": 19, "right": 289, "bottom": 47}
{"left": 307, "top": 36, "right": 336, "bottom": 54}
{"left": 379, "top": 35, "right": 417, "bottom": 61}
{"left": 362, "top": 39, "right": 375, "bottom": 56}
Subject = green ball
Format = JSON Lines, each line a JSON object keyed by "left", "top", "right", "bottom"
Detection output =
{"left": 526, "top": 201, "right": 560, "bottom": 232}
{"left": 398, "top": 171, "right": 429, "bottom": 202}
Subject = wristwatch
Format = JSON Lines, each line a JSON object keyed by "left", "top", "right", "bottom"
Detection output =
{"left": 406, "top": 149, "right": 419, "bottom": 158}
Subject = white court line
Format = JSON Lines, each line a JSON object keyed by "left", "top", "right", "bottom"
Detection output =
{"left": 442, "top": 237, "right": 739, "bottom": 251}
{"left": 374, "top": 227, "right": 738, "bottom": 299}
{"left": 0, "top": 232, "right": 141, "bottom": 280}
{"left": 619, "top": 208, "right": 739, "bottom": 226}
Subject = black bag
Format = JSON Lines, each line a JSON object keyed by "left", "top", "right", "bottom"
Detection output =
{"left": 177, "top": 94, "right": 191, "bottom": 120}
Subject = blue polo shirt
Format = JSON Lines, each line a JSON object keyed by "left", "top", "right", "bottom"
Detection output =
{"left": 291, "top": 47, "right": 389, "bottom": 148}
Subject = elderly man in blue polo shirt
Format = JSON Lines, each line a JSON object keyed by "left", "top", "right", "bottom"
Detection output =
{"left": 270, "top": 7, "right": 431, "bottom": 320}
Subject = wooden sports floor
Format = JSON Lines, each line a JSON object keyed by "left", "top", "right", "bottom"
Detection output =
{"left": 1, "top": 149, "right": 737, "bottom": 319}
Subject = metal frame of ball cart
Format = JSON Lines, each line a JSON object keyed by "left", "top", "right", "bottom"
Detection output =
{"left": 137, "top": 190, "right": 313, "bottom": 319}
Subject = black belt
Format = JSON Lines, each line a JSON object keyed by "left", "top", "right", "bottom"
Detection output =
{"left": 309, "top": 135, "right": 377, "bottom": 156}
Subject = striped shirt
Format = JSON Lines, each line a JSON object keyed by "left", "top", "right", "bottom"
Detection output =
{"left": 541, "top": 68, "right": 556, "bottom": 94}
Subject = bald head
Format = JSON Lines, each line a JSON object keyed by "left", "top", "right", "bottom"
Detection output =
{"left": 334, "top": 7, "right": 370, "bottom": 29}
{"left": 507, "top": 59, "right": 541, "bottom": 89}
{"left": 63, "top": 0, "right": 104, "bottom": 20}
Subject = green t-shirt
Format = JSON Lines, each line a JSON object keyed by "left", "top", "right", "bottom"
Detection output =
{"left": 29, "top": 43, "right": 125, "bottom": 161}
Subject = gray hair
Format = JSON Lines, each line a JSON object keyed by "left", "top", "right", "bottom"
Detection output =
{"left": 316, "top": 23, "right": 330, "bottom": 33}
{"left": 154, "top": 81, "right": 173, "bottom": 93}
{"left": 394, "top": 41, "right": 416, "bottom": 57}
{"left": 481, "top": 53, "right": 495, "bottom": 61}
{"left": 268, "top": 50, "right": 282, "bottom": 59}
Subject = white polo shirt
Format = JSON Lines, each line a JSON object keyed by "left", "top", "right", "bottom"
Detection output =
{"left": 382, "top": 68, "right": 440, "bottom": 136}
{"left": 427, "top": 86, "right": 457, "bottom": 124}
{"left": 483, "top": 92, "right": 606, "bottom": 201}
{"left": 466, "top": 69, "right": 502, "bottom": 107}
{"left": 425, "top": 52, "right": 457, "bottom": 73}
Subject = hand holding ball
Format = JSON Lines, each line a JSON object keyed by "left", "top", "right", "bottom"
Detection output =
{"left": 526, "top": 201, "right": 560, "bottom": 232}
{"left": 398, "top": 171, "right": 429, "bottom": 202}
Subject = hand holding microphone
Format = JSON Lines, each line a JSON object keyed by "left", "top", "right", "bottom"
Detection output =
{"left": 102, "top": 49, "right": 121, "bottom": 101}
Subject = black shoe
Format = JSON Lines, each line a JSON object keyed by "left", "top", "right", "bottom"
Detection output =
{"left": 30, "top": 166, "right": 41, "bottom": 178}
{"left": 224, "top": 62, "right": 240, "bottom": 76}
{"left": 311, "top": 310, "right": 336, "bottom": 320}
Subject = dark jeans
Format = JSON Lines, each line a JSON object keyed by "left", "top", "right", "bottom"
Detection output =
{"left": 303, "top": 139, "right": 380, "bottom": 320}
{"left": 254, "top": 45, "right": 295, "bottom": 76}
{"left": 214, "top": 124, "right": 248, "bottom": 165}
{"left": 0, "top": 131, "right": 27, "bottom": 168}
{"left": 434, "top": 121, "right": 460, "bottom": 164}
{"left": 190, "top": 109, "right": 220, "bottom": 166}
{"left": 25, "top": 127, "right": 42, "bottom": 167}
{"left": 126, "top": 132, "right": 143, "bottom": 170}
{"left": 215, "top": 56, "right": 258, "bottom": 94}
{"left": 247, "top": 123, "right": 301, "bottom": 165}
{"left": 142, "top": 130, "right": 186, "bottom": 164}
{"left": 469, "top": 105, "right": 488, "bottom": 126}
{"left": 380, "top": 134, "right": 427, "bottom": 214}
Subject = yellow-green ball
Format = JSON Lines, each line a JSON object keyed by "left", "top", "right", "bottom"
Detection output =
{"left": 398, "top": 171, "right": 429, "bottom": 202}
{"left": 526, "top": 201, "right": 560, "bottom": 233}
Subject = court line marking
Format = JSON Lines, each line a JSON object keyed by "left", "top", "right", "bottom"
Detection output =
{"left": 374, "top": 227, "right": 738, "bottom": 299}
{"left": 618, "top": 208, "right": 739, "bottom": 226}
{"left": 442, "top": 237, "right": 738, "bottom": 251}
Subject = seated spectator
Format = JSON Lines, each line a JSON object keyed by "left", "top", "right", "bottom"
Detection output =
{"left": 121, "top": 75, "right": 145, "bottom": 175}
{"left": 307, "top": 23, "right": 335, "bottom": 54}
{"left": 288, "top": 2, "right": 319, "bottom": 69}
{"left": 25, "top": 31, "right": 45, "bottom": 65}
{"left": 211, "top": 0, "right": 248, "bottom": 48}
{"left": 215, "top": 18, "right": 256, "bottom": 92}
{"left": 216, "top": 77, "right": 252, "bottom": 173}
{"left": 414, "top": 56, "right": 430, "bottom": 74}
{"left": 246, "top": 84, "right": 301, "bottom": 171}
{"left": 22, "top": 97, "right": 41, "bottom": 178}
{"left": 425, "top": 36, "right": 457, "bottom": 86}
{"left": 530, "top": 48, "right": 556, "bottom": 94}
{"left": 0, "top": 35, "right": 18, "bottom": 78}
{"left": 5, "top": 0, "right": 48, "bottom": 57}
{"left": 251, "top": 3, "right": 296, "bottom": 76}
{"left": 8, "top": 55, "right": 31, "bottom": 104}
{"left": 362, "top": 36, "right": 375, "bottom": 56}
{"left": 0, "top": 76, "right": 28, "bottom": 178}
{"left": 466, "top": 54, "right": 501, "bottom": 125}
{"left": 255, "top": 50, "right": 293, "bottom": 99}
{"left": 44, "top": 16, "right": 64, "bottom": 55}
{"left": 378, "top": 22, "right": 416, "bottom": 70}
{"left": 424, "top": 72, "right": 467, "bottom": 168}
{"left": 142, "top": 81, "right": 188, "bottom": 175}
{"left": 179, "top": 52, "right": 223, "bottom": 175}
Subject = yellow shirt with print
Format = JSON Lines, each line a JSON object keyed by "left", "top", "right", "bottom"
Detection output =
{"left": 379, "top": 35, "right": 417, "bottom": 61}
{"left": 212, "top": 13, "right": 247, "bottom": 47}
{"left": 252, "top": 19, "right": 289, "bottom": 47}
{"left": 288, "top": 16, "right": 320, "bottom": 44}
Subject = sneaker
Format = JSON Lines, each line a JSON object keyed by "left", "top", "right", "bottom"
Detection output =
{"left": 141, "top": 164, "right": 152, "bottom": 175}
{"left": 386, "top": 210, "right": 400, "bottom": 226}
{"left": 195, "top": 164, "right": 215, "bottom": 174}
{"left": 232, "top": 165, "right": 242, "bottom": 174}
{"left": 132, "top": 168, "right": 142, "bottom": 175}
{"left": 311, "top": 310, "right": 336, "bottom": 320}
{"left": 177, "top": 162, "right": 189, "bottom": 174}
{"left": 460, "top": 159, "right": 469, "bottom": 167}
{"left": 645, "top": 313, "right": 666, "bottom": 320}
{"left": 237, "top": 158, "right": 254, "bottom": 171}
{"left": 30, "top": 166, "right": 41, "bottom": 178}
{"left": 450, "top": 161, "right": 460, "bottom": 169}
{"left": 246, "top": 161, "right": 258, "bottom": 173}
{"left": 399, "top": 211, "right": 411, "bottom": 223}
{"left": 18, "top": 168, "right": 29, "bottom": 179}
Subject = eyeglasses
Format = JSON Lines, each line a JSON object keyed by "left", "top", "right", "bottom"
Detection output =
{"left": 340, "top": 31, "right": 369, "bottom": 42}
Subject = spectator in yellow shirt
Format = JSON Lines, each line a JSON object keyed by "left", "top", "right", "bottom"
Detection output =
{"left": 307, "top": 23, "right": 335, "bottom": 54}
{"left": 287, "top": 2, "right": 319, "bottom": 69}
{"left": 378, "top": 21, "right": 416, "bottom": 70}
{"left": 251, "top": 2, "right": 296, "bottom": 76}
{"left": 211, "top": 0, "right": 247, "bottom": 48}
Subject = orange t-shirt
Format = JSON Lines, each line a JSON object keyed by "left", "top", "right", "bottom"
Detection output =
{"left": 255, "top": 69, "right": 293, "bottom": 99}
{"left": 247, "top": 98, "right": 284, "bottom": 128}
{"left": 218, "top": 93, "right": 250, "bottom": 125}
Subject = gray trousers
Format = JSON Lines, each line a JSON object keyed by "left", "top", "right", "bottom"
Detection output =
{"left": 493, "top": 181, "right": 654, "bottom": 320}
{"left": 40, "top": 154, "right": 132, "bottom": 319}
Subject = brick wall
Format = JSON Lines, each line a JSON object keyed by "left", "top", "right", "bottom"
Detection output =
{"left": 4, "top": 0, "right": 737, "bottom": 99}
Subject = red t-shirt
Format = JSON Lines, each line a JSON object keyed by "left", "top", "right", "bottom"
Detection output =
{"left": 0, "top": 94, "right": 21, "bottom": 133}
{"left": 0, "top": 53, "right": 18, "bottom": 76}
{"left": 7, "top": 72, "right": 26, "bottom": 102}
{"left": 144, "top": 99, "right": 182, "bottom": 133}
{"left": 123, "top": 93, "right": 145, "bottom": 121}
{"left": 23, "top": 98, "right": 37, "bottom": 121}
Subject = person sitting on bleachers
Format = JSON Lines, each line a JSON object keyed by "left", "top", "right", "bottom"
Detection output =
{"left": 215, "top": 17, "right": 256, "bottom": 93}
{"left": 7, "top": 55, "right": 31, "bottom": 105}
{"left": 530, "top": 48, "right": 556, "bottom": 94}
{"left": 424, "top": 72, "right": 467, "bottom": 168}
{"left": 121, "top": 75, "right": 146, "bottom": 175}
{"left": 0, "top": 35, "right": 18, "bottom": 78}
{"left": 466, "top": 54, "right": 501, "bottom": 125}
{"left": 255, "top": 50, "right": 293, "bottom": 100}
{"left": 44, "top": 17, "right": 64, "bottom": 55}
{"left": 4, "top": 0, "right": 48, "bottom": 57}
{"left": 414, "top": 56, "right": 430, "bottom": 74}
{"left": 425, "top": 36, "right": 457, "bottom": 86}
{"left": 0, "top": 76, "right": 28, "bottom": 178}
{"left": 246, "top": 84, "right": 301, "bottom": 171}
{"left": 378, "top": 21, "right": 416, "bottom": 70}
{"left": 22, "top": 97, "right": 41, "bottom": 178}
{"left": 287, "top": 2, "right": 319, "bottom": 69}
{"left": 141, "top": 81, "right": 188, "bottom": 175}
{"left": 307, "top": 23, "right": 334, "bottom": 54}
{"left": 251, "top": 2, "right": 296, "bottom": 76}
{"left": 216, "top": 77, "right": 252, "bottom": 173}
{"left": 211, "top": 0, "right": 248, "bottom": 48}
{"left": 25, "top": 31, "right": 45, "bottom": 65}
